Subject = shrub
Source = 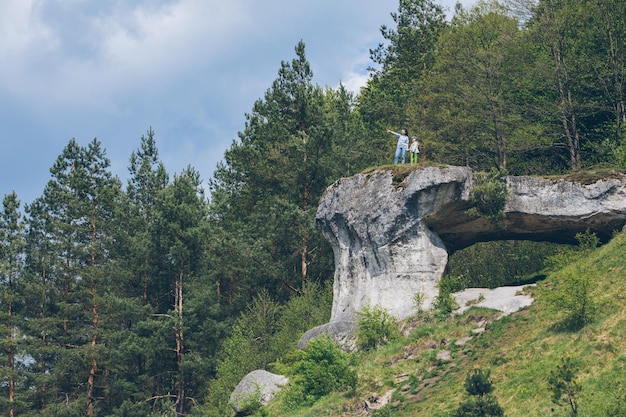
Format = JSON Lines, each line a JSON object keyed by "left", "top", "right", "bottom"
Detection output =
{"left": 546, "top": 230, "right": 599, "bottom": 272}
{"left": 356, "top": 304, "right": 397, "bottom": 351}
{"left": 433, "top": 292, "right": 458, "bottom": 318}
{"left": 281, "top": 335, "right": 356, "bottom": 408}
{"left": 413, "top": 291, "right": 425, "bottom": 315}
{"left": 575, "top": 229, "right": 599, "bottom": 251}
{"left": 269, "top": 282, "right": 332, "bottom": 358}
{"left": 452, "top": 396, "right": 505, "bottom": 417}
{"left": 544, "top": 246, "right": 580, "bottom": 272}
{"left": 432, "top": 278, "right": 459, "bottom": 318}
{"left": 203, "top": 286, "right": 331, "bottom": 416}
{"left": 234, "top": 385, "right": 265, "bottom": 416}
{"left": 546, "top": 266, "right": 596, "bottom": 330}
{"left": 447, "top": 240, "right": 561, "bottom": 289}
{"left": 465, "top": 369, "right": 495, "bottom": 397}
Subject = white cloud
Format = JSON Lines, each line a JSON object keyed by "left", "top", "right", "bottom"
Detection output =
{"left": 0, "top": 1, "right": 56, "bottom": 57}
{"left": 0, "top": 1, "right": 249, "bottom": 106}
{"left": 0, "top": 0, "right": 60, "bottom": 90}
{"left": 341, "top": 71, "right": 371, "bottom": 96}
{"left": 97, "top": 1, "right": 243, "bottom": 78}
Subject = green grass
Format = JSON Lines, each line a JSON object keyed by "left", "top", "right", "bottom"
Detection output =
{"left": 544, "top": 168, "right": 626, "bottom": 184}
{"left": 360, "top": 161, "right": 450, "bottom": 175}
{"left": 261, "top": 231, "right": 626, "bottom": 417}
{"left": 357, "top": 162, "right": 455, "bottom": 190}
{"left": 359, "top": 166, "right": 626, "bottom": 187}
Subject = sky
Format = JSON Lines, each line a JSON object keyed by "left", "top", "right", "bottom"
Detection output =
{"left": 0, "top": 0, "right": 469, "bottom": 206}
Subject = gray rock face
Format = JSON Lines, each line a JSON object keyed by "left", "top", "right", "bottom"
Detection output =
{"left": 432, "top": 174, "right": 626, "bottom": 251}
{"left": 229, "top": 370, "right": 288, "bottom": 413}
{"left": 316, "top": 166, "right": 472, "bottom": 322}
{"left": 298, "top": 320, "right": 357, "bottom": 352}
{"left": 315, "top": 166, "right": 626, "bottom": 324}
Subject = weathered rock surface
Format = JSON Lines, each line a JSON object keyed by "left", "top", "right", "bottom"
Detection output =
{"left": 229, "top": 370, "right": 288, "bottom": 412}
{"left": 315, "top": 166, "right": 472, "bottom": 322}
{"left": 315, "top": 166, "right": 626, "bottom": 324}
{"left": 298, "top": 320, "right": 357, "bottom": 352}
{"left": 433, "top": 173, "right": 626, "bottom": 251}
{"left": 453, "top": 284, "right": 535, "bottom": 316}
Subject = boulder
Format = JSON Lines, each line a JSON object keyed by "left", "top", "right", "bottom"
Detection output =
{"left": 229, "top": 370, "right": 288, "bottom": 413}
{"left": 452, "top": 284, "right": 535, "bottom": 316}
{"left": 298, "top": 320, "right": 357, "bottom": 352}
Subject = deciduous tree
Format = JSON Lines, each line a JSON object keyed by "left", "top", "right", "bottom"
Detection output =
{"left": 422, "top": 3, "right": 525, "bottom": 170}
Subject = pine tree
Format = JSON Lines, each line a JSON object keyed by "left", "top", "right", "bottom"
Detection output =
{"left": 210, "top": 41, "right": 343, "bottom": 306}
{"left": 125, "top": 128, "right": 169, "bottom": 306}
{"left": 0, "top": 192, "right": 26, "bottom": 417}
{"left": 453, "top": 369, "right": 505, "bottom": 417}
{"left": 22, "top": 196, "right": 60, "bottom": 413}
{"left": 151, "top": 167, "right": 210, "bottom": 415}
{"left": 33, "top": 138, "right": 124, "bottom": 416}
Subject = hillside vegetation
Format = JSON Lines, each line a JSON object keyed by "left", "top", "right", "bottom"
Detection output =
{"left": 261, "top": 231, "right": 626, "bottom": 416}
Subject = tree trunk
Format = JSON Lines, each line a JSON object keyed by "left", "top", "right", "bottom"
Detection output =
{"left": 301, "top": 128, "right": 309, "bottom": 290}
{"left": 487, "top": 71, "right": 508, "bottom": 170}
{"left": 87, "top": 225, "right": 99, "bottom": 417}
{"left": 39, "top": 268, "right": 48, "bottom": 413}
{"left": 143, "top": 269, "right": 148, "bottom": 305}
{"left": 8, "top": 285, "right": 14, "bottom": 417}
{"left": 545, "top": 11, "right": 581, "bottom": 171}
{"left": 174, "top": 270, "right": 185, "bottom": 416}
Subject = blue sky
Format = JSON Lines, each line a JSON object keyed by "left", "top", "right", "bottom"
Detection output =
{"left": 0, "top": 0, "right": 467, "bottom": 205}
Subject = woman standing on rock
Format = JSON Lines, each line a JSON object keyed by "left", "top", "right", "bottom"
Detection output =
{"left": 387, "top": 128, "right": 409, "bottom": 164}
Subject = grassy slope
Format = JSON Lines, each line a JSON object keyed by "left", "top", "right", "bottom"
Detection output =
{"left": 267, "top": 231, "right": 626, "bottom": 416}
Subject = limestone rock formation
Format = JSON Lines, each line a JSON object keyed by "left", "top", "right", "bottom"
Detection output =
{"left": 314, "top": 166, "right": 626, "bottom": 325}
{"left": 315, "top": 166, "right": 473, "bottom": 322}
{"left": 432, "top": 173, "right": 626, "bottom": 251}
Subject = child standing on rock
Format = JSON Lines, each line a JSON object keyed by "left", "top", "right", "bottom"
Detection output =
{"left": 409, "top": 136, "right": 420, "bottom": 164}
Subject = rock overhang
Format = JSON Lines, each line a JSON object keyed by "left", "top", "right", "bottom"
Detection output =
{"left": 315, "top": 166, "right": 626, "bottom": 323}
{"left": 424, "top": 173, "right": 626, "bottom": 252}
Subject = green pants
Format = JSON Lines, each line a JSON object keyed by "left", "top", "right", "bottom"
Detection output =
{"left": 410, "top": 152, "right": 419, "bottom": 164}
